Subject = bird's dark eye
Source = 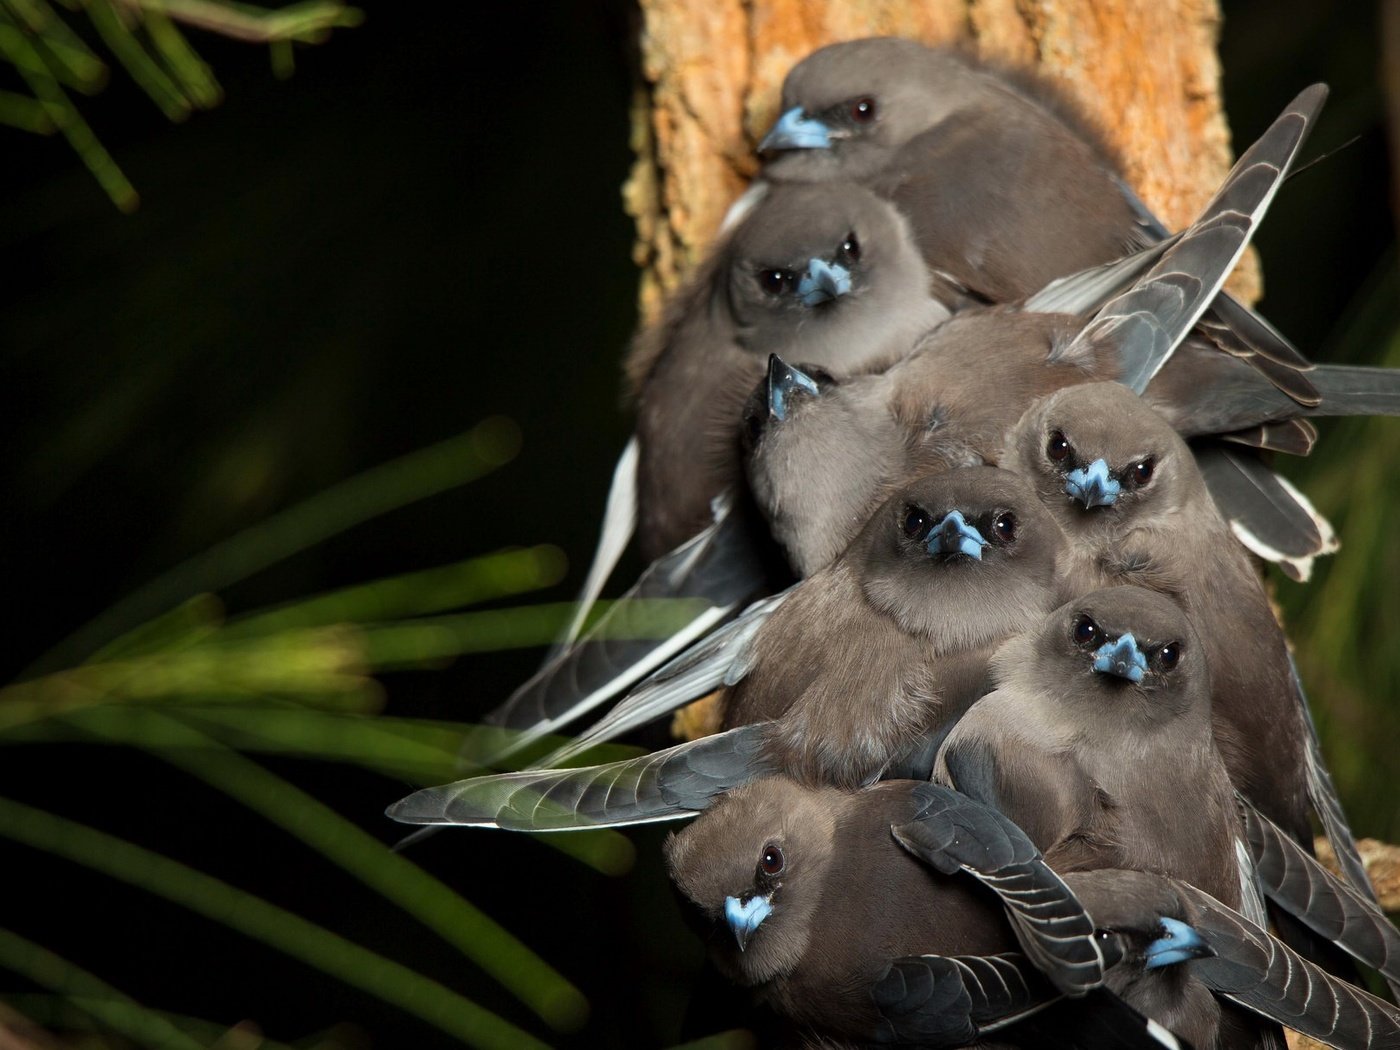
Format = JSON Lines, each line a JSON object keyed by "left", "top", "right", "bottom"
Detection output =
{"left": 839, "top": 233, "right": 861, "bottom": 264}
{"left": 1130, "top": 458, "right": 1157, "bottom": 485}
{"left": 760, "top": 843, "right": 785, "bottom": 876}
{"left": 992, "top": 512, "right": 1017, "bottom": 543}
{"left": 758, "top": 269, "right": 795, "bottom": 295}
{"left": 902, "top": 506, "right": 932, "bottom": 539}
{"left": 850, "top": 97, "right": 877, "bottom": 123}
{"left": 1046, "top": 431, "right": 1072, "bottom": 463}
{"left": 1072, "top": 614, "right": 1100, "bottom": 647}
{"left": 1157, "top": 642, "right": 1181, "bottom": 671}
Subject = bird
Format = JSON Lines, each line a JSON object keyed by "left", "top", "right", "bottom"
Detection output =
{"left": 478, "top": 182, "right": 950, "bottom": 759}
{"left": 397, "top": 466, "right": 1065, "bottom": 831}
{"left": 1003, "top": 383, "right": 1310, "bottom": 838}
{"left": 663, "top": 775, "right": 1150, "bottom": 1047}
{"left": 1056, "top": 868, "right": 1400, "bottom": 1049}
{"left": 933, "top": 586, "right": 1243, "bottom": 908}
{"left": 1001, "top": 381, "right": 1386, "bottom": 935}
{"left": 536, "top": 466, "right": 1065, "bottom": 781}
{"left": 754, "top": 36, "right": 1318, "bottom": 405}
{"left": 480, "top": 83, "right": 1326, "bottom": 756}
{"left": 743, "top": 83, "right": 1337, "bottom": 581}
{"left": 628, "top": 180, "right": 949, "bottom": 561}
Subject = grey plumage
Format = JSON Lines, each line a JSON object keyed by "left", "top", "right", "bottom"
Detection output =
{"left": 1240, "top": 796, "right": 1400, "bottom": 995}
{"left": 558, "top": 467, "right": 1064, "bottom": 782}
{"left": 388, "top": 723, "right": 774, "bottom": 830}
{"left": 758, "top": 37, "right": 1321, "bottom": 404}
{"left": 935, "top": 586, "right": 1242, "bottom": 908}
{"left": 1192, "top": 445, "right": 1337, "bottom": 582}
{"left": 629, "top": 180, "right": 946, "bottom": 559}
{"left": 393, "top": 468, "right": 1066, "bottom": 827}
{"left": 745, "top": 85, "right": 1327, "bottom": 578}
{"left": 477, "top": 495, "right": 770, "bottom": 754}
{"left": 485, "top": 81, "right": 1326, "bottom": 756}
{"left": 1069, "top": 868, "right": 1400, "bottom": 1050}
{"left": 663, "top": 777, "right": 1109, "bottom": 1045}
{"left": 484, "top": 182, "right": 945, "bottom": 740}
{"left": 1004, "top": 382, "right": 1362, "bottom": 888}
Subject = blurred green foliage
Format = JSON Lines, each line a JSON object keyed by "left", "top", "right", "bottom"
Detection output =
{"left": 0, "top": 425, "right": 717, "bottom": 1046}
{"left": 1, "top": 1, "right": 1395, "bottom": 1047}
{"left": 0, "top": 0, "right": 360, "bottom": 209}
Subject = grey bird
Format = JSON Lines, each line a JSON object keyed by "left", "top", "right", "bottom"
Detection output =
{"left": 480, "top": 82, "right": 1324, "bottom": 756}
{"left": 1061, "top": 868, "right": 1400, "bottom": 1050}
{"left": 391, "top": 468, "right": 1065, "bottom": 829}
{"left": 536, "top": 466, "right": 1065, "bottom": 780}
{"left": 934, "top": 586, "right": 1243, "bottom": 909}
{"left": 628, "top": 180, "right": 948, "bottom": 560}
{"left": 479, "top": 182, "right": 949, "bottom": 759}
{"left": 1002, "top": 382, "right": 1383, "bottom": 928}
{"left": 745, "top": 84, "right": 1339, "bottom": 580}
{"left": 756, "top": 37, "right": 1318, "bottom": 404}
{"left": 1239, "top": 796, "right": 1400, "bottom": 994}
{"left": 663, "top": 776, "right": 1176, "bottom": 1048}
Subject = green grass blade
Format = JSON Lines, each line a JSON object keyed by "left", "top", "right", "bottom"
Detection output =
{"left": 0, "top": 704, "right": 645, "bottom": 784}
{"left": 85, "top": 0, "right": 191, "bottom": 120}
{"left": 61, "top": 707, "right": 593, "bottom": 1030}
{"left": 89, "top": 593, "right": 225, "bottom": 663}
{"left": 359, "top": 597, "right": 714, "bottom": 668}
{"left": 0, "top": 795, "right": 550, "bottom": 1050}
{"left": 141, "top": 7, "right": 219, "bottom": 107}
{"left": 4, "top": 0, "right": 107, "bottom": 88}
{"left": 0, "top": 703, "right": 640, "bottom": 873}
{"left": 268, "top": 34, "right": 291, "bottom": 77}
{"left": 141, "top": 0, "right": 362, "bottom": 43}
{"left": 224, "top": 546, "right": 568, "bottom": 638}
{"left": 24, "top": 417, "right": 520, "bottom": 677}
{"left": 1, "top": 628, "right": 378, "bottom": 732}
{"left": 3, "top": 994, "right": 335, "bottom": 1049}
{"left": 0, "top": 927, "right": 203, "bottom": 1050}
{"left": 0, "top": 87, "right": 54, "bottom": 131}
{"left": 0, "top": 19, "right": 137, "bottom": 208}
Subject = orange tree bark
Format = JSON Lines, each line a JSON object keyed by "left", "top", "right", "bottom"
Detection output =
{"left": 624, "top": 0, "right": 1260, "bottom": 323}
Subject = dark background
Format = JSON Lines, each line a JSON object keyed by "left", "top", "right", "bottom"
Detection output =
{"left": 2, "top": 1, "right": 1395, "bottom": 1047}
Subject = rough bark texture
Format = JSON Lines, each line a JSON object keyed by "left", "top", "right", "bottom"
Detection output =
{"left": 624, "top": 0, "right": 1260, "bottom": 323}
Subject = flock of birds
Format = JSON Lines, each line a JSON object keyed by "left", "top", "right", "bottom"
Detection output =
{"left": 389, "top": 39, "right": 1400, "bottom": 1049}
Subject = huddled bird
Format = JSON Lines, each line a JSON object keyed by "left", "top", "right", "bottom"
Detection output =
{"left": 388, "top": 36, "right": 1400, "bottom": 1048}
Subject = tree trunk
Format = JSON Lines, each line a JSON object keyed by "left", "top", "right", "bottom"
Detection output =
{"left": 624, "top": 0, "right": 1260, "bottom": 323}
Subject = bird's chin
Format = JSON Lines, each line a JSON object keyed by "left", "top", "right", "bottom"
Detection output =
{"left": 711, "top": 936, "right": 786, "bottom": 987}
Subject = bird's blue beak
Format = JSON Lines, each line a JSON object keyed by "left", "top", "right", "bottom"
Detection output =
{"left": 927, "top": 510, "right": 988, "bottom": 561}
{"left": 724, "top": 893, "right": 773, "bottom": 952}
{"left": 1064, "top": 458, "right": 1120, "bottom": 509}
{"left": 1144, "top": 916, "right": 1214, "bottom": 968}
{"left": 1091, "top": 633, "right": 1148, "bottom": 684}
{"left": 766, "top": 354, "right": 820, "bottom": 422}
{"left": 759, "top": 106, "right": 833, "bottom": 152}
{"left": 797, "top": 258, "right": 852, "bottom": 306}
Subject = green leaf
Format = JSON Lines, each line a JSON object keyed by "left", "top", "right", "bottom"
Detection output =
{"left": 63, "top": 707, "right": 594, "bottom": 1031}
{"left": 142, "top": 8, "right": 220, "bottom": 107}
{"left": 0, "top": 88, "right": 55, "bottom": 132}
{"left": 0, "top": 927, "right": 203, "bottom": 1049}
{"left": 0, "top": 795, "right": 551, "bottom": 1050}
{"left": 0, "top": 20, "right": 137, "bottom": 208}
{"left": 224, "top": 545, "right": 568, "bottom": 638}
{"left": 85, "top": 0, "right": 192, "bottom": 121}
{"left": 25, "top": 417, "right": 521, "bottom": 676}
